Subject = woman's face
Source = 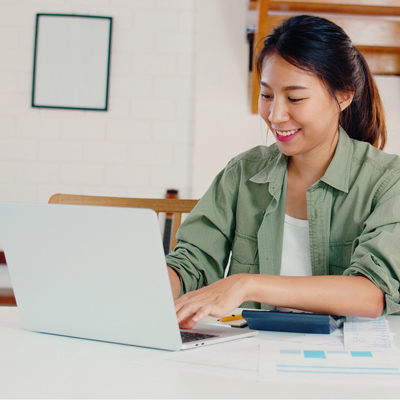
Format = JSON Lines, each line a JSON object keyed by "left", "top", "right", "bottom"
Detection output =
{"left": 258, "top": 54, "right": 350, "bottom": 159}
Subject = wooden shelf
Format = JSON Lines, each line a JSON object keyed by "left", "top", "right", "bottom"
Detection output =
{"left": 269, "top": 0, "right": 400, "bottom": 16}
{"left": 250, "top": 0, "right": 400, "bottom": 113}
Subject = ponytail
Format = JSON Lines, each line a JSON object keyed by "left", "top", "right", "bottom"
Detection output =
{"left": 340, "top": 48, "right": 387, "bottom": 150}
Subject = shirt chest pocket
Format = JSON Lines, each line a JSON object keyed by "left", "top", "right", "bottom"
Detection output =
{"left": 229, "top": 232, "right": 259, "bottom": 274}
{"left": 329, "top": 241, "right": 353, "bottom": 275}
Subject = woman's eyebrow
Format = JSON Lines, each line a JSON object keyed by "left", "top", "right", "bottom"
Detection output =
{"left": 260, "top": 81, "right": 310, "bottom": 91}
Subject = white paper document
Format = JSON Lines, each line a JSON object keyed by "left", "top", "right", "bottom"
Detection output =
{"left": 259, "top": 344, "right": 400, "bottom": 384}
{"left": 344, "top": 316, "right": 395, "bottom": 351}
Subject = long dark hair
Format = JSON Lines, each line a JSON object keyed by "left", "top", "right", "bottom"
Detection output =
{"left": 256, "top": 15, "right": 387, "bottom": 150}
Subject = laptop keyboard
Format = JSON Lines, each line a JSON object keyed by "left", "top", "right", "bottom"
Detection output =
{"left": 180, "top": 331, "right": 218, "bottom": 343}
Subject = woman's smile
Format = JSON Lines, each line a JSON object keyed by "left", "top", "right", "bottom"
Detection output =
{"left": 274, "top": 128, "right": 301, "bottom": 142}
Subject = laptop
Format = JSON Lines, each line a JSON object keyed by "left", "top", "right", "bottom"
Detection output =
{"left": 0, "top": 201, "right": 257, "bottom": 351}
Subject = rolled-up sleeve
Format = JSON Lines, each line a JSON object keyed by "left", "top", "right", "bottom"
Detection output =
{"left": 166, "top": 162, "right": 239, "bottom": 296}
{"left": 344, "top": 171, "right": 400, "bottom": 315}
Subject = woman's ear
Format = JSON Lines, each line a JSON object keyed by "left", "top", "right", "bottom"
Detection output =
{"left": 337, "top": 91, "right": 354, "bottom": 111}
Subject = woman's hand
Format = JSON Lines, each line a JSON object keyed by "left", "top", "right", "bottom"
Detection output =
{"left": 175, "top": 274, "right": 251, "bottom": 329}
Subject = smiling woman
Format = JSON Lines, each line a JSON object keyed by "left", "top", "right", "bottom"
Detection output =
{"left": 165, "top": 15, "right": 400, "bottom": 329}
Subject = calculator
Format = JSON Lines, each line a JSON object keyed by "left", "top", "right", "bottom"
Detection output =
{"left": 242, "top": 309, "right": 346, "bottom": 334}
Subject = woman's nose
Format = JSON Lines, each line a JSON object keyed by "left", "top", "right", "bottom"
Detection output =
{"left": 268, "top": 99, "right": 290, "bottom": 125}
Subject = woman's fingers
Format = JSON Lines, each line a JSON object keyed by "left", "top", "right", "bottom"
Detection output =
{"left": 176, "top": 295, "right": 216, "bottom": 323}
{"left": 177, "top": 303, "right": 214, "bottom": 329}
{"left": 174, "top": 275, "right": 250, "bottom": 327}
{"left": 179, "top": 314, "right": 198, "bottom": 329}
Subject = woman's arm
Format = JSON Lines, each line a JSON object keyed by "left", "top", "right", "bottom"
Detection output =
{"left": 168, "top": 266, "right": 181, "bottom": 299}
{"left": 165, "top": 165, "right": 239, "bottom": 295}
{"left": 175, "top": 273, "right": 384, "bottom": 329}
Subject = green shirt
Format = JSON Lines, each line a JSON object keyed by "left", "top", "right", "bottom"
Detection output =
{"left": 166, "top": 128, "right": 400, "bottom": 314}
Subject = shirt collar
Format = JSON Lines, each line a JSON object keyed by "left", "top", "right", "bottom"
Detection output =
{"left": 320, "top": 126, "right": 353, "bottom": 193}
{"left": 249, "top": 147, "right": 287, "bottom": 186}
{"left": 249, "top": 126, "right": 353, "bottom": 193}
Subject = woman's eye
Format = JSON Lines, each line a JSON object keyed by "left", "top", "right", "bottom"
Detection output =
{"left": 288, "top": 97, "right": 303, "bottom": 103}
{"left": 261, "top": 94, "right": 273, "bottom": 100}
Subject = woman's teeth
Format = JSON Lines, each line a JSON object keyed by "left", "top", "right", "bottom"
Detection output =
{"left": 276, "top": 129, "right": 298, "bottom": 136}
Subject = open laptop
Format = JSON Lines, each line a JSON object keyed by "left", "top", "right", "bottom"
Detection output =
{"left": 0, "top": 201, "right": 256, "bottom": 351}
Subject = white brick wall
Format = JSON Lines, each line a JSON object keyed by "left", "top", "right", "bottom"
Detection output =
{"left": 1, "top": 0, "right": 400, "bottom": 208}
{"left": 0, "top": 0, "right": 197, "bottom": 203}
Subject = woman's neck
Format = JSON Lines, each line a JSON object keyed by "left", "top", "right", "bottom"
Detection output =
{"left": 287, "top": 133, "right": 339, "bottom": 186}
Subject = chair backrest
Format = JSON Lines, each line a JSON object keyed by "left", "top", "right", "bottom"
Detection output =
{"left": 49, "top": 194, "right": 198, "bottom": 252}
{"left": 0, "top": 251, "right": 16, "bottom": 305}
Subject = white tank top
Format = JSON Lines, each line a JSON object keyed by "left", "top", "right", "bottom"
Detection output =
{"left": 276, "top": 215, "right": 312, "bottom": 312}
{"left": 280, "top": 214, "right": 312, "bottom": 277}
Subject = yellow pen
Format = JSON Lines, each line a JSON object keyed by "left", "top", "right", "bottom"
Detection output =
{"left": 218, "top": 314, "right": 244, "bottom": 322}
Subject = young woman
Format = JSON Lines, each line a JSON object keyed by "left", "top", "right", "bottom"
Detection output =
{"left": 166, "top": 15, "right": 400, "bottom": 329}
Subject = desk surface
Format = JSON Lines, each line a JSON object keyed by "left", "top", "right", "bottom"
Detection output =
{"left": 1, "top": 306, "right": 399, "bottom": 399}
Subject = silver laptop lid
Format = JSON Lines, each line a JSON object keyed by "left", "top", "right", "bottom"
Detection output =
{"left": 0, "top": 202, "right": 183, "bottom": 351}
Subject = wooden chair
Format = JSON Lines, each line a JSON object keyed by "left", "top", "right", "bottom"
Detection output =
{"left": 0, "top": 251, "right": 16, "bottom": 306}
{"left": 0, "top": 288, "right": 16, "bottom": 306}
{"left": 48, "top": 193, "right": 199, "bottom": 252}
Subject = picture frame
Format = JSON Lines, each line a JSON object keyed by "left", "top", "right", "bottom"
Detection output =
{"left": 32, "top": 13, "right": 112, "bottom": 111}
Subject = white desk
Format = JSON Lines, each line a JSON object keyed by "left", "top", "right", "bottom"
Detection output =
{"left": 0, "top": 306, "right": 399, "bottom": 399}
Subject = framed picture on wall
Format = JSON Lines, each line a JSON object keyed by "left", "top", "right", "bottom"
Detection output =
{"left": 32, "top": 14, "right": 112, "bottom": 111}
